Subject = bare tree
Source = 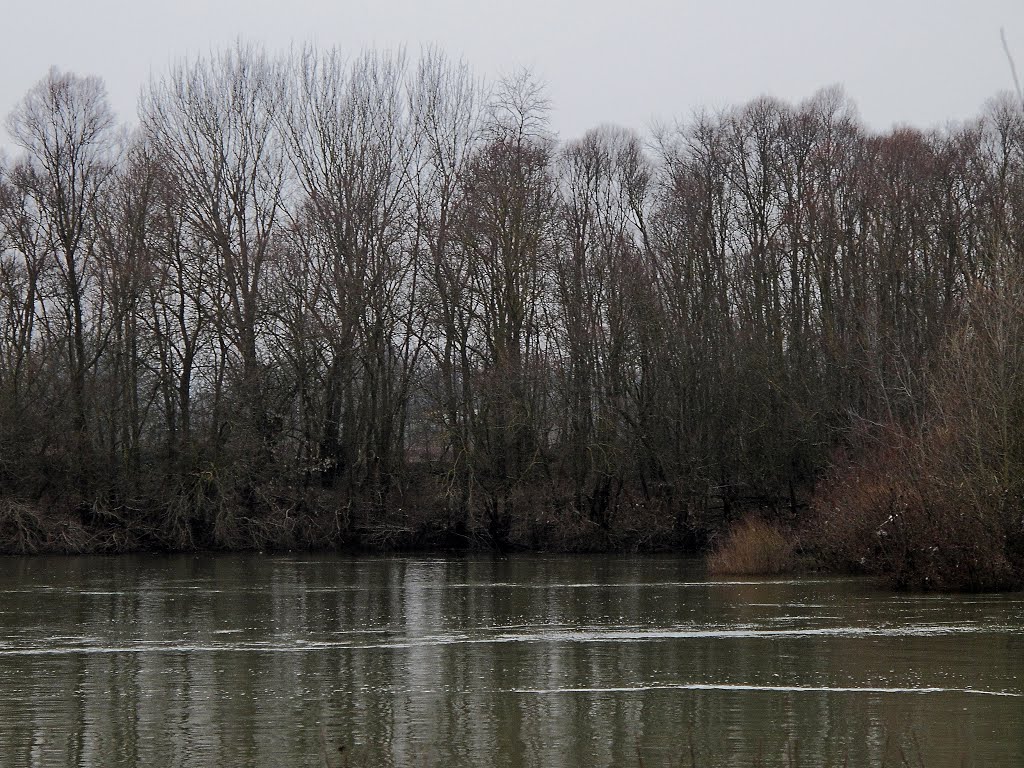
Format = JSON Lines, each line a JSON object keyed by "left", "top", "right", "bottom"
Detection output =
{"left": 449, "top": 70, "right": 557, "bottom": 544}
{"left": 555, "top": 125, "right": 650, "bottom": 531}
{"left": 408, "top": 49, "right": 483, "bottom": 534}
{"left": 142, "top": 44, "right": 287, "bottom": 457}
{"left": 5, "top": 68, "right": 118, "bottom": 488}
{"left": 280, "top": 47, "right": 420, "bottom": 508}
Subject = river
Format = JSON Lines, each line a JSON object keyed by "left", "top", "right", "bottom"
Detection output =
{"left": 0, "top": 554, "right": 1020, "bottom": 766}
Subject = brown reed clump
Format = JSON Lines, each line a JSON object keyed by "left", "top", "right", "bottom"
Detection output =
{"left": 707, "top": 516, "right": 795, "bottom": 576}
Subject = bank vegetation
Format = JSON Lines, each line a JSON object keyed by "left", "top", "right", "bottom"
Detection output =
{"left": 1, "top": 46, "right": 1023, "bottom": 589}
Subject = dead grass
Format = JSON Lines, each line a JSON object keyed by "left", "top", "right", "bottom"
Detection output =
{"left": 707, "top": 516, "right": 796, "bottom": 576}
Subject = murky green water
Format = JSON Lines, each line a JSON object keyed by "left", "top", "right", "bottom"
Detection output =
{"left": 0, "top": 555, "right": 1020, "bottom": 767}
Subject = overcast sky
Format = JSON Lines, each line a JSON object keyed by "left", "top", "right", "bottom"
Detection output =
{"left": 2, "top": 0, "right": 1023, "bottom": 143}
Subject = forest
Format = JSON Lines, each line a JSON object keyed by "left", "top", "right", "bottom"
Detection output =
{"left": 1, "top": 46, "right": 1023, "bottom": 589}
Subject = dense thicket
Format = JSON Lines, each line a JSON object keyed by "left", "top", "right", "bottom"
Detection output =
{"left": 1, "top": 47, "right": 1022, "bottom": 575}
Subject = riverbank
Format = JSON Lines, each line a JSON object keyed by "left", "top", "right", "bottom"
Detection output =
{"left": 705, "top": 510, "right": 1024, "bottom": 593}
{"left": 7, "top": 490, "right": 1022, "bottom": 594}
{"left": 0, "top": 492, "right": 694, "bottom": 557}
{"left": 5, "top": 57, "right": 1024, "bottom": 597}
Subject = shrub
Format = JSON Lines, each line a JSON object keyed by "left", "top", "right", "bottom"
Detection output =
{"left": 811, "top": 433, "right": 1020, "bottom": 591}
{"left": 707, "top": 516, "right": 795, "bottom": 576}
{"left": 811, "top": 278, "right": 1024, "bottom": 591}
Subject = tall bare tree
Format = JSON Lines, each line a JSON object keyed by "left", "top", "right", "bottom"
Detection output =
{"left": 142, "top": 44, "right": 287, "bottom": 457}
{"left": 5, "top": 68, "right": 118, "bottom": 490}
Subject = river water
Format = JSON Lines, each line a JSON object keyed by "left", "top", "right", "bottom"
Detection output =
{"left": 0, "top": 554, "right": 1020, "bottom": 767}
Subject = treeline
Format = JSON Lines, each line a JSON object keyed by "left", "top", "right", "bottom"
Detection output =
{"left": 1, "top": 46, "right": 1022, "bottom": 571}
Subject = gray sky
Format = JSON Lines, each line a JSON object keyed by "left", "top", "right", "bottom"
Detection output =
{"left": 2, "top": 0, "right": 1023, "bottom": 142}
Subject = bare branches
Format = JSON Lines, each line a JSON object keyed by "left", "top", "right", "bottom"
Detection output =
{"left": 1, "top": 48, "right": 1024, "bottom": 564}
{"left": 485, "top": 68, "right": 552, "bottom": 147}
{"left": 1002, "top": 28, "right": 1023, "bottom": 106}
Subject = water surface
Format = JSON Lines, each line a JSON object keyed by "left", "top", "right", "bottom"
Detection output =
{"left": 0, "top": 554, "right": 1020, "bottom": 766}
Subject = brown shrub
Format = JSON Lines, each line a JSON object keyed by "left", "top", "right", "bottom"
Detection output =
{"left": 707, "top": 516, "right": 795, "bottom": 576}
{"left": 811, "top": 426, "right": 1021, "bottom": 591}
{"left": 0, "top": 499, "right": 49, "bottom": 554}
{"left": 0, "top": 498, "right": 93, "bottom": 554}
{"left": 808, "top": 278, "right": 1024, "bottom": 591}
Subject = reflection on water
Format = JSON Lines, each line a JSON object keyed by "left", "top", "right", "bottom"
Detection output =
{"left": 0, "top": 555, "right": 1020, "bottom": 766}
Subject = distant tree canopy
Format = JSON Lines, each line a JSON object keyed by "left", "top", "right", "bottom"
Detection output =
{"left": 1, "top": 47, "right": 1022, "bottom": 568}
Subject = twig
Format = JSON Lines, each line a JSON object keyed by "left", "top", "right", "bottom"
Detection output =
{"left": 1001, "top": 28, "right": 1023, "bottom": 105}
